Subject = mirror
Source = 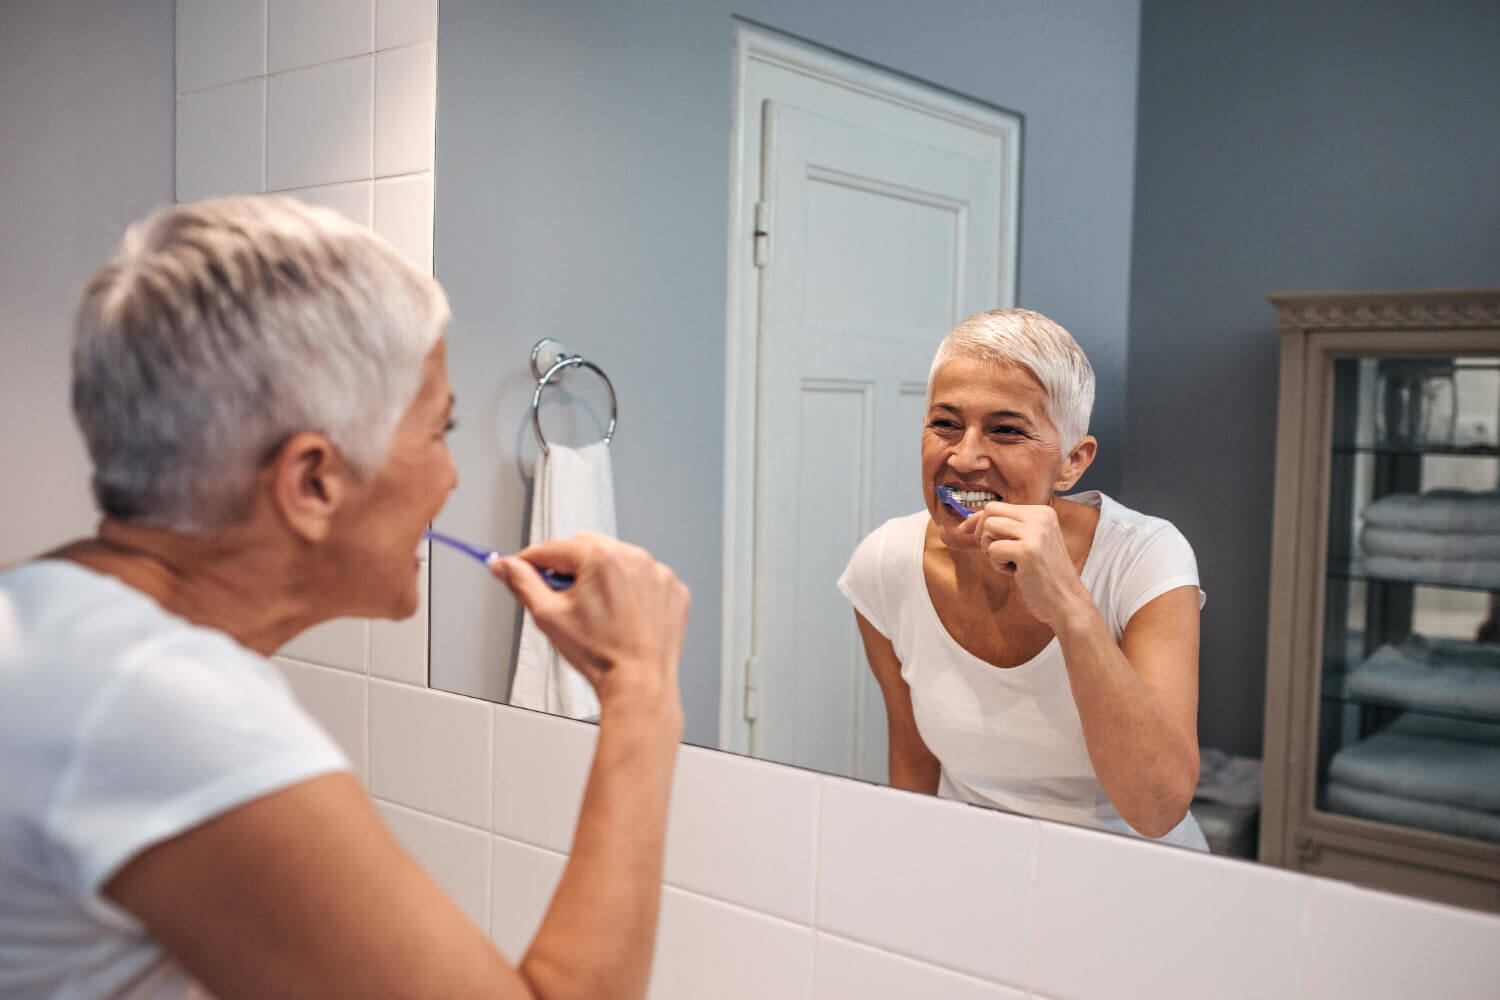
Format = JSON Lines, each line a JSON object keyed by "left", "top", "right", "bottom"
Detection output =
{"left": 427, "top": 0, "right": 1500, "bottom": 891}
{"left": 430, "top": 0, "right": 1173, "bottom": 837}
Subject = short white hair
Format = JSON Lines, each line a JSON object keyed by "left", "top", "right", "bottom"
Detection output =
{"left": 928, "top": 308, "right": 1095, "bottom": 450}
{"left": 72, "top": 195, "right": 450, "bottom": 532}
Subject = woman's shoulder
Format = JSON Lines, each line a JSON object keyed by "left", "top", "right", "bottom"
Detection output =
{"left": 1083, "top": 492, "right": 1191, "bottom": 552}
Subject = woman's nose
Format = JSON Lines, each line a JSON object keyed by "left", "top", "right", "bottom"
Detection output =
{"left": 948, "top": 429, "right": 990, "bottom": 471}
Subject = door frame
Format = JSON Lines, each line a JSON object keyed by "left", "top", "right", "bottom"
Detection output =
{"left": 719, "top": 22, "right": 1022, "bottom": 752}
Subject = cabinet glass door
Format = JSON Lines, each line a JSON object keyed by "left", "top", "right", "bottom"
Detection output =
{"left": 1321, "top": 356, "right": 1500, "bottom": 844}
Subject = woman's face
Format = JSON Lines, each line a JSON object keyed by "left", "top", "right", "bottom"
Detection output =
{"left": 921, "top": 356, "right": 1072, "bottom": 549}
{"left": 332, "top": 338, "right": 458, "bottom": 618}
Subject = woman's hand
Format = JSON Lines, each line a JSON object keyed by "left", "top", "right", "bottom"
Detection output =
{"left": 492, "top": 532, "right": 690, "bottom": 714}
{"left": 956, "top": 501, "right": 1090, "bottom": 629}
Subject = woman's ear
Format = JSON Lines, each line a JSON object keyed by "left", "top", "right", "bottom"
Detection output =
{"left": 1057, "top": 435, "right": 1098, "bottom": 492}
{"left": 267, "top": 433, "right": 350, "bottom": 542}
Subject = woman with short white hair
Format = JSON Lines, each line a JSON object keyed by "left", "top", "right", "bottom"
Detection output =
{"left": 0, "top": 195, "right": 690, "bottom": 999}
{"left": 839, "top": 308, "right": 1208, "bottom": 848}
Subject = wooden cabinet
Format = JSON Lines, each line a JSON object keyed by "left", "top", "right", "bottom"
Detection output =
{"left": 1260, "top": 289, "right": 1500, "bottom": 913}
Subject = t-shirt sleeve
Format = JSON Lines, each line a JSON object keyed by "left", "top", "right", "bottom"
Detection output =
{"left": 46, "top": 640, "right": 349, "bottom": 920}
{"left": 1115, "top": 521, "right": 1206, "bottom": 628}
{"left": 838, "top": 523, "right": 893, "bottom": 638}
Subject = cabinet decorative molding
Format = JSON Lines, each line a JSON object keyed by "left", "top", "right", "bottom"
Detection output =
{"left": 1260, "top": 288, "right": 1500, "bottom": 914}
{"left": 1270, "top": 289, "right": 1500, "bottom": 332}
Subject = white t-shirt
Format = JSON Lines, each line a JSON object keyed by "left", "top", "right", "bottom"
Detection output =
{"left": 838, "top": 491, "right": 1209, "bottom": 850}
{"left": 0, "top": 560, "right": 351, "bottom": 999}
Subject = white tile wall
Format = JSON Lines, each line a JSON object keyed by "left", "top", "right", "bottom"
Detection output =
{"left": 664, "top": 744, "right": 819, "bottom": 923}
{"left": 813, "top": 934, "right": 1028, "bottom": 1000}
{"left": 266, "top": 57, "right": 374, "bottom": 190}
{"left": 374, "top": 42, "right": 436, "bottom": 176}
{"left": 174, "top": 5, "right": 1500, "bottom": 998}
{"left": 176, "top": 77, "right": 264, "bottom": 200}
{"left": 267, "top": 0, "right": 373, "bottom": 73}
{"left": 369, "top": 679, "right": 492, "bottom": 827}
{"left": 1034, "top": 821, "right": 1306, "bottom": 1000}
{"left": 817, "top": 777, "right": 1035, "bottom": 985}
{"left": 374, "top": 172, "right": 435, "bottom": 272}
{"left": 283, "top": 179, "right": 373, "bottom": 225}
{"left": 648, "top": 888, "right": 816, "bottom": 1000}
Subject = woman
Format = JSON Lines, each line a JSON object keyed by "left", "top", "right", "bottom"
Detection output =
{"left": 839, "top": 308, "right": 1207, "bottom": 849}
{"left": 0, "top": 196, "right": 690, "bottom": 999}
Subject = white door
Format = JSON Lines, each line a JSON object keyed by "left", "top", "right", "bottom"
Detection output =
{"left": 724, "top": 28, "right": 1019, "bottom": 781}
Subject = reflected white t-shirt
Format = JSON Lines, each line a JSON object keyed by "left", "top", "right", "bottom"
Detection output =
{"left": 0, "top": 560, "right": 350, "bottom": 998}
{"left": 838, "top": 491, "right": 1209, "bottom": 850}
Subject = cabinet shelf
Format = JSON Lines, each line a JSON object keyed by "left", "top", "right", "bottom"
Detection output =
{"left": 1326, "top": 559, "right": 1500, "bottom": 595}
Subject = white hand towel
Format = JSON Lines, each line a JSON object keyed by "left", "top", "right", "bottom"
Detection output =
{"left": 508, "top": 441, "right": 613, "bottom": 721}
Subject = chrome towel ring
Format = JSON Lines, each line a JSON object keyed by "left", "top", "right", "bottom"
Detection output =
{"left": 529, "top": 337, "right": 617, "bottom": 457}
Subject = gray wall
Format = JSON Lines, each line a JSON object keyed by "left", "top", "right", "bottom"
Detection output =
{"left": 1125, "top": 0, "right": 1500, "bottom": 755}
{"left": 433, "top": 1, "right": 1143, "bottom": 742}
{"left": 0, "top": 0, "right": 176, "bottom": 563}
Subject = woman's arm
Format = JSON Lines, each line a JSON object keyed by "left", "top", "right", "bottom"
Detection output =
{"left": 967, "top": 504, "right": 1199, "bottom": 838}
{"left": 1051, "top": 586, "right": 1200, "bottom": 838}
{"left": 107, "top": 534, "right": 688, "bottom": 1000}
{"left": 855, "top": 610, "right": 940, "bottom": 794}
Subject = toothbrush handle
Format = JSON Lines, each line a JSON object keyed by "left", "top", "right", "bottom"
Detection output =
{"left": 537, "top": 568, "right": 575, "bottom": 591}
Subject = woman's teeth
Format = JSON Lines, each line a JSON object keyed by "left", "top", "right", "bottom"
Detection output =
{"left": 948, "top": 489, "right": 1000, "bottom": 506}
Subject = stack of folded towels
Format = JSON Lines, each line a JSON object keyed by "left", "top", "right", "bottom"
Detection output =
{"left": 1359, "top": 489, "right": 1500, "bottom": 589}
{"left": 1326, "top": 711, "right": 1500, "bottom": 844}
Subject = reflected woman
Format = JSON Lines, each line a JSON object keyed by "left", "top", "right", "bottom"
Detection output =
{"left": 839, "top": 309, "right": 1207, "bottom": 849}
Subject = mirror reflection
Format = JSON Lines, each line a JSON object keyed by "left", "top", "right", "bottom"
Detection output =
{"left": 428, "top": 0, "right": 1500, "bottom": 898}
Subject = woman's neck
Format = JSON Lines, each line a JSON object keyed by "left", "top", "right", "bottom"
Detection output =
{"left": 49, "top": 518, "right": 322, "bottom": 656}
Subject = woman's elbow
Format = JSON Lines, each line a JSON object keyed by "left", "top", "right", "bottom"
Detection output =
{"left": 1125, "top": 775, "right": 1197, "bottom": 840}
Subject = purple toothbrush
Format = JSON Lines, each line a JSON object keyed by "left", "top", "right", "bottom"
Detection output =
{"left": 424, "top": 529, "right": 574, "bottom": 590}
{"left": 935, "top": 486, "right": 976, "bottom": 518}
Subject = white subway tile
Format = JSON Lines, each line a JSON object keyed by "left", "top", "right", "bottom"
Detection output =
{"left": 817, "top": 777, "right": 1034, "bottom": 985}
{"left": 813, "top": 934, "right": 1027, "bottom": 1000}
{"left": 277, "top": 617, "right": 368, "bottom": 673}
{"left": 1034, "top": 822, "right": 1305, "bottom": 1000}
{"left": 648, "top": 889, "right": 815, "bottom": 1000}
{"left": 176, "top": 0, "right": 266, "bottom": 93}
{"left": 267, "top": 57, "right": 373, "bottom": 191}
{"left": 376, "top": 800, "right": 491, "bottom": 935}
{"left": 663, "top": 745, "right": 819, "bottom": 923}
{"left": 374, "top": 42, "right": 436, "bottom": 177}
{"left": 490, "top": 835, "right": 567, "bottom": 962}
{"left": 266, "top": 0, "right": 373, "bottom": 73}
{"left": 373, "top": 173, "right": 434, "bottom": 274}
{"left": 376, "top": 0, "right": 437, "bottom": 50}
{"left": 1306, "top": 878, "right": 1500, "bottom": 1000}
{"left": 492, "top": 706, "right": 597, "bottom": 849}
{"left": 176, "top": 78, "right": 265, "bottom": 201}
{"left": 273, "top": 656, "right": 368, "bottom": 781}
{"left": 369, "top": 549, "right": 429, "bottom": 684}
{"left": 369, "top": 680, "right": 492, "bottom": 827}
{"left": 281, "top": 180, "right": 372, "bottom": 225}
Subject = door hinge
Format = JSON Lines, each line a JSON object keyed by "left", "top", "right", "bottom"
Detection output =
{"left": 752, "top": 201, "right": 770, "bottom": 267}
{"left": 742, "top": 654, "right": 760, "bottom": 722}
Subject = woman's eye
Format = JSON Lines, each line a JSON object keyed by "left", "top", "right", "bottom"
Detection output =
{"left": 989, "top": 426, "right": 1023, "bottom": 437}
{"left": 927, "top": 418, "right": 959, "bottom": 431}
{"left": 443, "top": 418, "right": 458, "bottom": 434}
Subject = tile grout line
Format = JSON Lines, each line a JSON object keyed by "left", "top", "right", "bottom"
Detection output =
{"left": 177, "top": 39, "right": 434, "bottom": 98}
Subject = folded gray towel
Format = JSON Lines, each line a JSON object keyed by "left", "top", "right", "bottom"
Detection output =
{"left": 1360, "top": 490, "right": 1500, "bottom": 533}
{"left": 1363, "top": 553, "right": 1500, "bottom": 590}
{"left": 1325, "top": 781, "right": 1500, "bottom": 843}
{"left": 1327, "top": 712, "right": 1500, "bottom": 812}
{"left": 1345, "top": 638, "right": 1500, "bottom": 719}
{"left": 1360, "top": 524, "right": 1500, "bottom": 560}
